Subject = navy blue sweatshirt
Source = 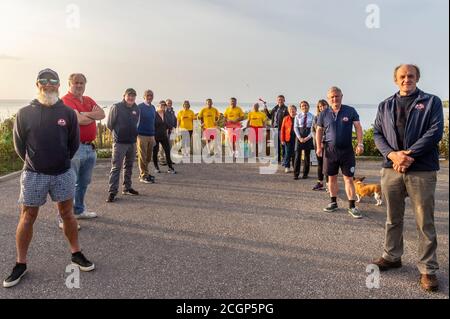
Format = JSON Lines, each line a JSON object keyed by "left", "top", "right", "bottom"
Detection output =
{"left": 107, "top": 101, "right": 140, "bottom": 144}
{"left": 137, "top": 102, "right": 156, "bottom": 136}
{"left": 13, "top": 99, "right": 80, "bottom": 175}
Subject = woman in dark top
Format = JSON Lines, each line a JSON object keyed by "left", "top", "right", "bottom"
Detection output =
{"left": 312, "top": 99, "right": 329, "bottom": 190}
{"left": 153, "top": 101, "right": 176, "bottom": 174}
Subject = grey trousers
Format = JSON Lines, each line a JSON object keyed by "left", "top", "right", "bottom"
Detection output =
{"left": 381, "top": 168, "right": 439, "bottom": 275}
{"left": 108, "top": 143, "right": 136, "bottom": 195}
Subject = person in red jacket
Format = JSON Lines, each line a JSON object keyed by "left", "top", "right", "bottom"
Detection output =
{"left": 280, "top": 105, "right": 297, "bottom": 173}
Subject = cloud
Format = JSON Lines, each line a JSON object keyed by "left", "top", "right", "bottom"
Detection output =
{"left": 0, "top": 54, "right": 21, "bottom": 61}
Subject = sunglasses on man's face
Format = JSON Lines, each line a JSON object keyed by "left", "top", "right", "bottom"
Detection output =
{"left": 38, "top": 78, "right": 59, "bottom": 86}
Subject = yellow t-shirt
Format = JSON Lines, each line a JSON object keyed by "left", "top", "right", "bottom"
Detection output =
{"left": 198, "top": 107, "right": 220, "bottom": 129}
{"left": 177, "top": 109, "right": 196, "bottom": 131}
{"left": 224, "top": 106, "right": 244, "bottom": 122}
{"left": 247, "top": 111, "right": 267, "bottom": 127}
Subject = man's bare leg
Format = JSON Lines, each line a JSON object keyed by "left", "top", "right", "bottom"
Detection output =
{"left": 58, "top": 199, "right": 81, "bottom": 253}
{"left": 16, "top": 206, "right": 39, "bottom": 264}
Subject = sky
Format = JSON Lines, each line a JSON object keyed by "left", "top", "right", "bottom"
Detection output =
{"left": 0, "top": 0, "right": 448, "bottom": 104}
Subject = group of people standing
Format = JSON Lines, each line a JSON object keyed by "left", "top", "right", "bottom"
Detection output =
{"left": 4, "top": 64, "right": 445, "bottom": 293}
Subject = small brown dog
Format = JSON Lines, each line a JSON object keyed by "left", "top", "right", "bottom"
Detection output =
{"left": 353, "top": 177, "right": 382, "bottom": 206}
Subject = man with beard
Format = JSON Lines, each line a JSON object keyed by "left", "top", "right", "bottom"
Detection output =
{"left": 4, "top": 69, "right": 95, "bottom": 288}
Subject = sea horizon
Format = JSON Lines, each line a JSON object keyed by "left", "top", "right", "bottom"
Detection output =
{"left": 1, "top": 99, "right": 448, "bottom": 130}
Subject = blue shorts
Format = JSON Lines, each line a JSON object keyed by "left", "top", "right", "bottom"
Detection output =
{"left": 324, "top": 145, "right": 356, "bottom": 177}
{"left": 18, "top": 170, "right": 75, "bottom": 207}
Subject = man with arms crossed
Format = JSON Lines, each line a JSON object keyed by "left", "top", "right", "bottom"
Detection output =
{"left": 60, "top": 73, "right": 105, "bottom": 228}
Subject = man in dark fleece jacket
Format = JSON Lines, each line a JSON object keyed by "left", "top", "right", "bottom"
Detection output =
{"left": 106, "top": 88, "right": 140, "bottom": 202}
{"left": 4, "top": 69, "right": 95, "bottom": 289}
{"left": 371, "top": 64, "right": 444, "bottom": 293}
{"left": 263, "top": 95, "right": 289, "bottom": 163}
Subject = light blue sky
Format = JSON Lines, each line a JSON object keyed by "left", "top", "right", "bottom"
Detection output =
{"left": 0, "top": 0, "right": 448, "bottom": 104}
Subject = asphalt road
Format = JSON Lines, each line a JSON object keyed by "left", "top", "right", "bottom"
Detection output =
{"left": 0, "top": 159, "right": 448, "bottom": 299}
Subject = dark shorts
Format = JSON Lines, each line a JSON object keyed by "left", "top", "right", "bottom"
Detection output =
{"left": 324, "top": 145, "right": 356, "bottom": 177}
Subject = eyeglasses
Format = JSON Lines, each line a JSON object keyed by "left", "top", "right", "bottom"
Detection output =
{"left": 38, "top": 78, "right": 59, "bottom": 86}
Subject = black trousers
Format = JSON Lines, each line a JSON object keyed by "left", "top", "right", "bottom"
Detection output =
{"left": 153, "top": 137, "right": 173, "bottom": 170}
{"left": 317, "top": 155, "right": 326, "bottom": 182}
{"left": 294, "top": 148, "right": 311, "bottom": 178}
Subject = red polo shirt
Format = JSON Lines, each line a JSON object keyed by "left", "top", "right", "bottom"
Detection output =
{"left": 62, "top": 92, "right": 98, "bottom": 143}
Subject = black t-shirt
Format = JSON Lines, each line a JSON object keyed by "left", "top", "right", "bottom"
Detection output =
{"left": 395, "top": 89, "right": 419, "bottom": 150}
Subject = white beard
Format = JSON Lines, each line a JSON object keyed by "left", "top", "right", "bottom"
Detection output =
{"left": 37, "top": 90, "right": 59, "bottom": 106}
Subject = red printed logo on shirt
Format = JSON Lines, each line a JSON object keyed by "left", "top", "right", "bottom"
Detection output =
{"left": 342, "top": 117, "right": 349, "bottom": 122}
{"left": 415, "top": 103, "right": 425, "bottom": 111}
{"left": 57, "top": 119, "right": 67, "bottom": 126}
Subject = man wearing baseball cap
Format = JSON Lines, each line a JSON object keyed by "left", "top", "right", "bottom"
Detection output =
{"left": 4, "top": 69, "right": 95, "bottom": 288}
{"left": 106, "top": 88, "right": 140, "bottom": 202}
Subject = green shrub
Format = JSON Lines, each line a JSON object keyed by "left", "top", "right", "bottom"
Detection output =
{"left": 96, "top": 149, "right": 112, "bottom": 159}
{"left": 0, "top": 116, "right": 23, "bottom": 175}
{"left": 352, "top": 127, "right": 382, "bottom": 157}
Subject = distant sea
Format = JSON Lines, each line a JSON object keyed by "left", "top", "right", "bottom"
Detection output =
{"left": 1, "top": 99, "right": 448, "bottom": 130}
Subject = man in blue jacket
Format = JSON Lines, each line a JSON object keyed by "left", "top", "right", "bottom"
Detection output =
{"left": 106, "top": 88, "right": 140, "bottom": 203}
{"left": 372, "top": 64, "right": 444, "bottom": 292}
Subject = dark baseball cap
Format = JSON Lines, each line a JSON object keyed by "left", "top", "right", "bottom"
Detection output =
{"left": 124, "top": 88, "right": 137, "bottom": 96}
{"left": 37, "top": 68, "right": 59, "bottom": 81}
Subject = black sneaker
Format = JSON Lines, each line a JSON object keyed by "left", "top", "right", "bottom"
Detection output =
{"left": 293, "top": 176, "right": 299, "bottom": 180}
{"left": 106, "top": 193, "right": 116, "bottom": 203}
{"left": 147, "top": 175, "right": 156, "bottom": 183}
{"left": 167, "top": 168, "right": 177, "bottom": 174}
{"left": 323, "top": 202, "right": 338, "bottom": 212}
{"left": 3, "top": 263, "right": 27, "bottom": 288}
{"left": 122, "top": 188, "right": 139, "bottom": 196}
{"left": 312, "top": 182, "right": 324, "bottom": 191}
{"left": 71, "top": 252, "right": 95, "bottom": 272}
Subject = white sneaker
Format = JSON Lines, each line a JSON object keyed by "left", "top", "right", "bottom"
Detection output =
{"left": 58, "top": 220, "right": 81, "bottom": 230}
{"left": 75, "top": 211, "right": 97, "bottom": 219}
{"left": 284, "top": 168, "right": 290, "bottom": 173}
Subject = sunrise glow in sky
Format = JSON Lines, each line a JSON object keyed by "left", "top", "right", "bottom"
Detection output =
{"left": 0, "top": 0, "right": 448, "bottom": 103}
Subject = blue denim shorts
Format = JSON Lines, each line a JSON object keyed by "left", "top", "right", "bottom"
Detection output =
{"left": 18, "top": 170, "right": 75, "bottom": 207}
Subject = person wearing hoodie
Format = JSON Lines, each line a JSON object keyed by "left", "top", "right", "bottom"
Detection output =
{"left": 4, "top": 69, "right": 95, "bottom": 289}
